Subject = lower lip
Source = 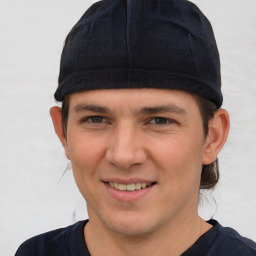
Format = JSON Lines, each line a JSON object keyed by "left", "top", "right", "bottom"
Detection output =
{"left": 103, "top": 183, "right": 155, "bottom": 202}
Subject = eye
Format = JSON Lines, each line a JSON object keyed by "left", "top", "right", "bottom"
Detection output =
{"left": 83, "top": 116, "right": 106, "bottom": 123}
{"left": 148, "top": 117, "right": 174, "bottom": 125}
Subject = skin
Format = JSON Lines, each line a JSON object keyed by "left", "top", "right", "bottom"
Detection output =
{"left": 50, "top": 88, "right": 229, "bottom": 256}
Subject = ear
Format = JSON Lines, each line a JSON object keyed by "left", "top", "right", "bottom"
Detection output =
{"left": 202, "top": 108, "right": 230, "bottom": 165}
{"left": 50, "top": 106, "right": 70, "bottom": 160}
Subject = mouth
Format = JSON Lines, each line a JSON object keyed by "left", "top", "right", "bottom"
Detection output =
{"left": 104, "top": 181, "right": 156, "bottom": 192}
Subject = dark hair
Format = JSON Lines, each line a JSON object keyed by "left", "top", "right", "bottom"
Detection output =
{"left": 61, "top": 94, "right": 218, "bottom": 190}
{"left": 195, "top": 96, "right": 219, "bottom": 190}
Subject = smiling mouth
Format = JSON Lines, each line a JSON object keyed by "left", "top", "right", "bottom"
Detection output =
{"left": 105, "top": 182, "right": 156, "bottom": 192}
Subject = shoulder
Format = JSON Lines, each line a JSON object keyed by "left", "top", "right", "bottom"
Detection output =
{"left": 209, "top": 219, "right": 256, "bottom": 255}
{"left": 184, "top": 219, "right": 256, "bottom": 256}
{"left": 15, "top": 220, "right": 88, "bottom": 256}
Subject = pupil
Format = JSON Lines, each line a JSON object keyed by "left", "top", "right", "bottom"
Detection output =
{"left": 92, "top": 117, "right": 102, "bottom": 123}
{"left": 156, "top": 118, "right": 166, "bottom": 124}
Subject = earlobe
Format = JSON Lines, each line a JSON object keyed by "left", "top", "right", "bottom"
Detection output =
{"left": 202, "top": 109, "right": 230, "bottom": 165}
{"left": 50, "top": 106, "right": 70, "bottom": 160}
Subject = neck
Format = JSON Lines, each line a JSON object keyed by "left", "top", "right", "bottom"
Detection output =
{"left": 84, "top": 215, "right": 212, "bottom": 256}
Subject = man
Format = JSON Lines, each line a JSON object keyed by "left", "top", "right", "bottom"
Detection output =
{"left": 15, "top": 0, "right": 256, "bottom": 255}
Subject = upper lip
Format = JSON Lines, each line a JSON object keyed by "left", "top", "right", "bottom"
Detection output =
{"left": 102, "top": 178, "right": 156, "bottom": 184}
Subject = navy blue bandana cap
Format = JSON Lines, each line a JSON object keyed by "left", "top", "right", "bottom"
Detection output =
{"left": 55, "top": 0, "right": 222, "bottom": 108}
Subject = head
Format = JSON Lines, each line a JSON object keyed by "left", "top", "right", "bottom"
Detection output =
{"left": 51, "top": 87, "right": 229, "bottom": 237}
{"left": 50, "top": 0, "right": 229, "bottom": 237}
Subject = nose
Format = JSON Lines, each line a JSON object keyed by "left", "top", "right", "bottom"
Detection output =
{"left": 105, "top": 122, "right": 147, "bottom": 169}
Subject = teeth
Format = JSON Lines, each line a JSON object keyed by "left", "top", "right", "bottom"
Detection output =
{"left": 118, "top": 184, "right": 127, "bottom": 191}
{"left": 141, "top": 183, "right": 147, "bottom": 189}
{"left": 135, "top": 183, "right": 142, "bottom": 190}
{"left": 108, "top": 182, "right": 151, "bottom": 191}
{"left": 127, "top": 183, "right": 135, "bottom": 191}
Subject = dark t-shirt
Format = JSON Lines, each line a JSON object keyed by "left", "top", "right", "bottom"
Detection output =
{"left": 15, "top": 219, "right": 256, "bottom": 256}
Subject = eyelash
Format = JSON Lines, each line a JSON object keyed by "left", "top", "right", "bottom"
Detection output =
{"left": 81, "top": 116, "right": 175, "bottom": 126}
{"left": 82, "top": 116, "right": 108, "bottom": 124}
{"left": 148, "top": 117, "right": 176, "bottom": 125}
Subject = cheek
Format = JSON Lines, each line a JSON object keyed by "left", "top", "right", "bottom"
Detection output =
{"left": 67, "top": 134, "right": 106, "bottom": 202}
{"left": 67, "top": 132, "right": 107, "bottom": 183}
{"left": 159, "top": 138, "right": 204, "bottom": 207}
{"left": 68, "top": 130, "right": 104, "bottom": 161}
{"left": 151, "top": 135, "right": 204, "bottom": 184}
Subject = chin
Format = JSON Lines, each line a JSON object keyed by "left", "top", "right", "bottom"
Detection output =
{"left": 102, "top": 212, "right": 158, "bottom": 237}
{"left": 109, "top": 222, "right": 153, "bottom": 237}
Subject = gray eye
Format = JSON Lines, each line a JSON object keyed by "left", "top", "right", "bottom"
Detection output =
{"left": 154, "top": 117, "right": 168, "bottom": 124}
{"left": 88, "top": 116, "right": 105, "bottom": 123}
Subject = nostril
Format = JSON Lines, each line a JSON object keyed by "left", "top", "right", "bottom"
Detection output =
{"left": 105, "top": 147, "right": 147, "bottom": 169}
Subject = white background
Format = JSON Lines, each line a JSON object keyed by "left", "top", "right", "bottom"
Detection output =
{"left": 0, "top": 0, "right": 255, "bottom": 255}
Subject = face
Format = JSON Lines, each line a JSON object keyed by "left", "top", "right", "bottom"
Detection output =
{"left": 61, "top": 89, "right": 211, "bottom": 236}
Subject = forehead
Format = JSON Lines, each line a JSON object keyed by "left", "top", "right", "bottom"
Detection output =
{"left": 68, "top": 88, "right": 200, "bottom": 113}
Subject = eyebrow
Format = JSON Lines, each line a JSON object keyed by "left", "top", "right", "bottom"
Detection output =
{"left": 139, "top": 105, "right": 186, "bottom": 115}
{"left": 73, "top": 103, "right": 186, "bottom": 115}
{"left": 74, "top": 104, "right": 110, "bottom": 114}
